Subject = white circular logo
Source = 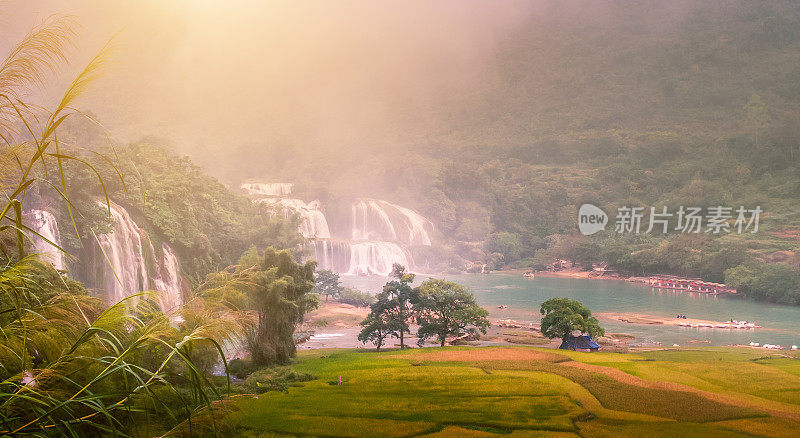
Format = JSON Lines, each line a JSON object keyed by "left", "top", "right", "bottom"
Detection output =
{"left": 578, "top": 204, "right": 607, "bottom": 236}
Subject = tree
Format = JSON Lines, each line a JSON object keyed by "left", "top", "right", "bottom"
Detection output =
{"left": 382, "top": 263, "right": 417, "bottom": 349}
{"left": 487, "top": 232, "right": 523, "bottom": 263}
{"left": 199, "top": 247, "right": 317, "bottom": 365}
{"left": 414, "top": 279, "right": 489, "bottom": 347}
{"left": 359, "top": 263, "right": 416, "bottom": 350}
{"left": 358, "top": 311, "right": 397, "bottom": 351}
{"left": 727, "top": 263, "right": 800, "bottom": 305}
{"left": 539, "top": 298, "right": 604, "bottom": 342}
{"left": 315, "top": 269, "right": 342, "bottom": 301}
{"left": 339, "top": 287, "right": 375, "bottom": 307}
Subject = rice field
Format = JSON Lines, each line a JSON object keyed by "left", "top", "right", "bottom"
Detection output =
{"left": 217, "top": 346, "right": 800, "bottom": 437}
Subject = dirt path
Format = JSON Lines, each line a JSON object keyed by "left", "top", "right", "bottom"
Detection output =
{"left": 561, "top": 361, "right": 800, "bottom": 422}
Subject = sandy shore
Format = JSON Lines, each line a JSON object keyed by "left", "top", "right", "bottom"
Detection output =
{"left": 598, "top": 312, "right": 762, "bottom": 329}
{"left": 302, "top": 301, "right": 369, "bottom": 329}
{"left": 532, "top": 270, "right": 594, "bottom": 279}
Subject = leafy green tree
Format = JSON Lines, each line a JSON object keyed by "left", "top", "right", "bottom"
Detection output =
{"left": 359, "top": 264, "right": 416, "bottom": 349}
{"left": 339, "top": 287, "right": 375, "bottom": 307}
{"left": 728, "top": 263, "right": 800, "bottom": 305}
{"left": 539, "top": 298, "right": 604, "bottom": 342}
{"left": 383, "top": 263, "right": 417, "bottom": 348}
{"left": 358, "top": 311, "right": 397, "bottom": 351}
{"left": 413, "top": 279, "right": 489, "bottom": 347}
{"left": 315, "top": 269, "right": 342, "bottom": 301}
{"left": 487, "top": 232, "right": 523, "bottom": 263}
{"left": 199, "top": 247, "right": 317, "bottom": 365}
{"left": 724, "top": 264, "right": 757, "bottom": 295}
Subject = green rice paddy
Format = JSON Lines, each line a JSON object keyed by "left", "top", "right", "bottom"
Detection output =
{"left": 205, "top": 347, "right": 800, "bottom": 437}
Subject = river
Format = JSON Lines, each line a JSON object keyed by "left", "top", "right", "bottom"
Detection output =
{"left": 340, "top": 272, "right": 800, "bottom": 348}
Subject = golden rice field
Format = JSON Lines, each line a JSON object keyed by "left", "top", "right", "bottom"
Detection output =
{"left": 178, "top": 346, "right": 800, "bottom": 437}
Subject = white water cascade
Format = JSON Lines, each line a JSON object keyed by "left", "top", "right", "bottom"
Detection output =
{"left": 258, "top": 198, "right": 331, "bottom": 238}
{"left": 96, "top": 202, "right": 150, "bottom": 303}
{"left": 152, "top": 243, "right": 183, "bottom": 313}
{"left": 240, "top": 182, "right": 293, "bottom": 197}
{"left": 351, "top": 199, "right": 433, "bottom": 246}
{"left": 347, "top": 242, "right": 410, "bottom": 276}
{"left": 243, "top": 182, "right": 434, "bottom": 275}
{"left": 308, "top": 240, "right": 352, "bottom": 273}
{"left": 26, "top": 210, "right": 65, "bottom": 270}
{"left": 95, "top": 202, "right": 183, "bottom": 310}
{"left": 312, "top": 200, "right": 434, "bottom": 275}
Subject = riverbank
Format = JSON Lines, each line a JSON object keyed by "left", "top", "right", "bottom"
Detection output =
{"left": 598, "top": 311, "right": 762, "bottom": 329}
{"left": 299, "top": 301, "right": 634, "bottom": 350}
{"left": 340, "top": 273, "right": 800, "bottom": 348}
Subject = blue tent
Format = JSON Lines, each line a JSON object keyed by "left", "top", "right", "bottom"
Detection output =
{"left": 559, "top": 335, "right": 600, "bottom": 351}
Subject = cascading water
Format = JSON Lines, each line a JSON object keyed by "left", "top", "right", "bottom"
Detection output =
{"left": 308, "top": 239, "right": 352, "bottom": 273}
{"left": 25, "top": 210, "right": 65, "bottom": 270}
{"left": 347, "top": 242, "right": 410, "bottom": 276}
{"left": 391, "top": 203, "right": 433, "bottom": 246}
{"left": 351, "top": 199, "right": 433, "bottom": 246}
{"left": 95, "top": 202, "right": 183, "bottom": 310}
{"left": 241, "top": 182, "right": 293, "bottom": 197}
{"left": 152, "top": 243, "right": 183, "bottom": 312}
{"left": 351, "top": 200, "right": 397, "bottom": 242}
{"left": 242, "top": 182, "right": 434, "bottom": 275}
{"left": 258, "top": 198, "right": 331, "bottom": 238}
{"left": 96, "top": 202, "right": 150, "bottom": 303}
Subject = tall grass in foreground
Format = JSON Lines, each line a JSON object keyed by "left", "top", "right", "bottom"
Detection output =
{"left": 0, "top": 13, "right": 236, "bottom": 436}
{"left": 0, "top": 263, "right": 232, "bottom": 436}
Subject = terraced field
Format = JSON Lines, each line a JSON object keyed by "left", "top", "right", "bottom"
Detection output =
{"left": 190, "top": 347, "right": 800, "bottom": 437}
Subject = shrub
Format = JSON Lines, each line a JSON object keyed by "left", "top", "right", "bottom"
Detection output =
{"left": 228, "top": 358, "right": 256, "bottom": 379}
{"left": 244, "top": 367, "right": 316, "bottom": 393}
{"left": 338, "top": 287, "right": 375, "bottom": 307}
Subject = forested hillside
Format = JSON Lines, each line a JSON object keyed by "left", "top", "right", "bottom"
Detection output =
{"left": 191, "top": 1, "right": 800, "bottom": 303}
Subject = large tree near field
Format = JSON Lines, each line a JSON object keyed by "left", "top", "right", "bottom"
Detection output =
{"left": 359, "top": 263, "right": 416, "bottom": 349}
{"left": 539, "top": 297, "right": 604, "bottom": 342}
{"left": 414, "top": 279, "right": 489, "bottom": 347}
{"left": 199, "top": 246, "right": 317, "bottom": 365}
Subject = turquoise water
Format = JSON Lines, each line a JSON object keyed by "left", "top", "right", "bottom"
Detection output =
{"left": 340, "top": 273, "right": 800, "bottom": 347}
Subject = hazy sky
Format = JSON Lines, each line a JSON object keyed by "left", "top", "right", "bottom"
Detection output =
{"left": 3, "top": 1, "right": 540, "bottom": 160}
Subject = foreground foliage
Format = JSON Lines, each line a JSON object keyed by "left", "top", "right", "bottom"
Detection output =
{"left": 0, "top": 12, "right": 238, "bottom": 436}
{"left": 0, "top": 260, "right": 231, "bottom": 436}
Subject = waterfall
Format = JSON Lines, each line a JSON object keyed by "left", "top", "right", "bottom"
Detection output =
{"left": 152, "top": 243, "right": 182, "bottom": 312}
{"left": 310, "top": 240, "right": 411, "bottom": 276}
{"left": 309, "top": 239, "right": 352, "bottom": 273}
{"left": 259, "top": 198, "right": 331, "bottom": 238}
{"left": 242, "top": 181, "right": 435, "bottom": 275}
{"left": 351, "top": 200, "right": 397, "bottom": 242}
{"left": 95, "top": 202, "right": 183, "bottom": 311}
{"left": 25, "top": 210, "right": 65, "bottom": 270}
{"left": 96, "top": 202, "right": 150, "bottom": 303}
{"left": 391, "top": 204, "right": 433, "bottom": 246}
{"left": 347, "top": 242, "right": 411, "bottom": 276}
{"left": 241, "top": 182, "right": 293, "bottom": 197}
{"left": 351, "top": 199, "right": 432, "bottom": 246}
{"left": 308, "top": 199, "right": 435, "bottom": 275}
